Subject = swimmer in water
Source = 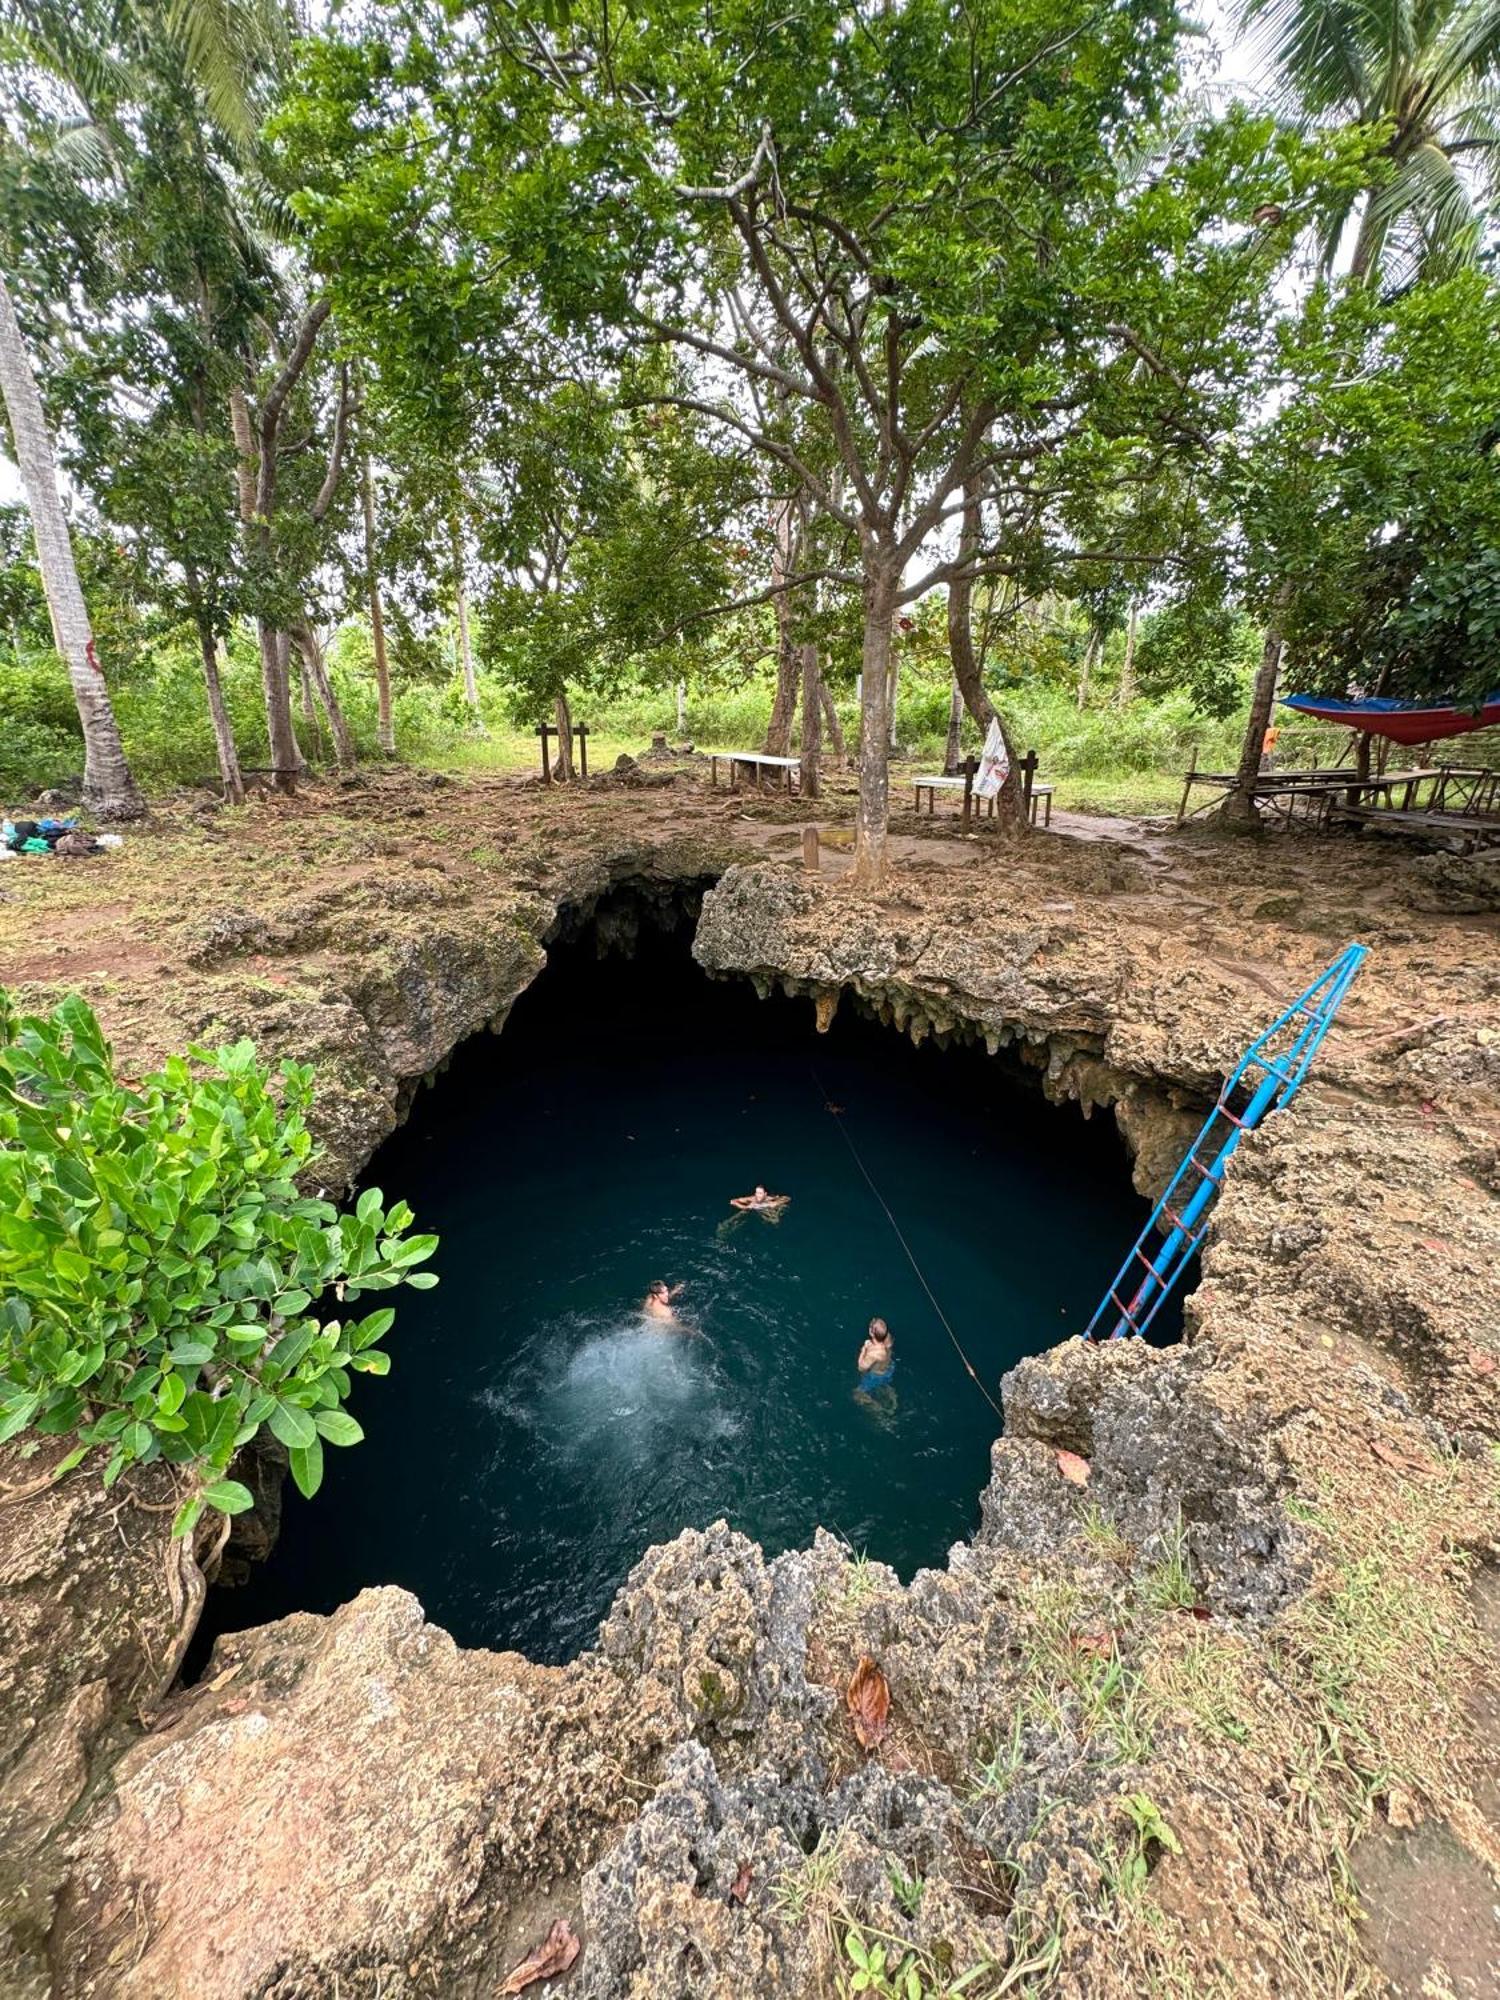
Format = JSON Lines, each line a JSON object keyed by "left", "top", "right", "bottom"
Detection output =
{"left": 728, "top": 1184, "right": 790, "bottom": 1217}
{"left": 856, "top": 1317, "right": 895, "bottom": 1388}
{"left": 642, "top": 1279, "right": 685, "bottom": 1324}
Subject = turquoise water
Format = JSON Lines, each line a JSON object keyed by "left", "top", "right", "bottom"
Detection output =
{"left": 194, "top": 896, "right": 1175, "bottom": 1667}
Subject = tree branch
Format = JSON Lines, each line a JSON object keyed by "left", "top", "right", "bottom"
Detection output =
{"left": 311, "top": 362, "right": 351, "bottom": 524}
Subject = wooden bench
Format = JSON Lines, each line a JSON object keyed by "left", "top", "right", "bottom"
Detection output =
{"left": 913, "top": 775, "right": 1054, "bottom": 824}
{"left": 1324, "top": 803, "right": 1500, "bottom": 853}
{"left": 707, "top": 751, "right": 801, "bottom": 794}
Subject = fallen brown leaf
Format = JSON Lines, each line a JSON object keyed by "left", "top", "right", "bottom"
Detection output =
{"left": 1071, "top": 1629, "right": 1114, "bottom": 1659}
{"left": 846, "top": 1655, "right": 891, "bottom": 1750}
{"left": 1055, "top": 1449, "right": 1090, "bottom": 1487}
{"left": 1468, "top": 1346, "right": 1498, "bottom": 1378}
{"left": 728, "top": 1861, "right": 753, "bottom": 1906}
{"left": 499, "top": 1918, "right": 580, "bottom": 1995}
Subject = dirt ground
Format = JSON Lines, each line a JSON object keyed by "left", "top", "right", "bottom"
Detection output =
{"left": 3, "top": 751, "right": 1499, "bottom": 1998}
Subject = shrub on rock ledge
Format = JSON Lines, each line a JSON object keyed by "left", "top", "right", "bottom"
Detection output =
{"left": 0, "top": 989, "right": 436, "bottom": 1534}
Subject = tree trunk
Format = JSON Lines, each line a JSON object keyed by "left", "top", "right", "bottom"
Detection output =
{"left": 764, "top": 498, "right": 799, "bottom": 755}
{"left": 1349, "top": 200, "right": 1384, "bottom": 286}
{"left": 361, "top": 454, "right": 395, "bottom": 756}
{"left": 947, "top": 487, "right": 1023, "bottom": 825}
{"left": 765, "top": 633, "right": 800, "bottom": 754}
{"left": 0, "top": 268, "right": 144, "bottom": 818}
{"left": 552, "top": 692, "right": 575, "bottom": 781}
{"left": 820, "top": 683, "right": 847, "bottom": 764}
{"left": 1117, "top": 601, "right": 1138, "bottom": 707}
{"left": 1221, "top": 595, "right": 1288, "bottom": 827}
{"left": 294, "top": 619, "right": 357, "bottom": 774}
{"left": 257, "top": 622, "right": 301, "bottom": 791}
{"left": 1076, "top": 632, "right": 1097, "bottom": 711}
{"left": 452, "top": 513, "right": 484, "bottom": 729}
{"left": 943, "top": 673, "right": 964, "bottom": 774}
{"left": 298, "top": 649, "right": 320, "bottom": 751}
{"left": 676, "top": 680, "right": 687, "bottom": 736}
{"left": 1344, "top": 728, "right": 1372, "bottom": 808}
{"left": 851, "top": 554, "right": 898, "bottom": 888}
{"left": 282, "top": 632, "right": 307, "bottom": 773}
{"left": 195, "top": 615, "right": 244, "bottom": 804}
{"left": 800, "top": 642, "right": 822, "bottom": 800}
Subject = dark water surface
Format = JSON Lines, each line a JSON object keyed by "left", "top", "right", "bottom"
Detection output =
{"left": 195, "top": 898, "right": 1174, "bottom": 1667}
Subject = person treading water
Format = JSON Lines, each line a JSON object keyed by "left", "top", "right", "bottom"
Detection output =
{"left": 642, "top": 1279, "right": 686, "bottom": 1325}
{"left": 856, "top": 1317, "right": 895, "bottom": 1389}
{"left": 728, "top": 1184, "right": 790, "bottom": 1216}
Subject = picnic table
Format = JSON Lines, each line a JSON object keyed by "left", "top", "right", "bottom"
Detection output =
{"left": 912, "top": 764, "right": 1053, "bottom": 825}
{"left": 1176, "top": 760, "right": 1475, "bottom": 828}
{"left": 706, "top": 751, "right": 801, "bottom": 794}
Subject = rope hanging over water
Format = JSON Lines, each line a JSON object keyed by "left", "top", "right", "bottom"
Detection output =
{"left": 810, "top": 1065, "right": 1005, "bottom": 1422}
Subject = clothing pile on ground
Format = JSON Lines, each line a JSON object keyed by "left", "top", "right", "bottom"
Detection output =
{"left": 0, "top": 816, "right": 122, "bottom": 859}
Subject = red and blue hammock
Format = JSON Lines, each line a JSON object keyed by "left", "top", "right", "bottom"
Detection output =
{"left": 1281, "top": 692, "right": 1500, "bottom": 746}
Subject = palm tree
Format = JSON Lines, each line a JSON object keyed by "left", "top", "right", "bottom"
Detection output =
{"left": 0, "top": 270, "right": 143, "bottom": 815}
{"left": 0, "top": 0, "right": 283, "bottom": 815}
{"left": 1244, "top": 0, "right": 1500, "bottom": 286}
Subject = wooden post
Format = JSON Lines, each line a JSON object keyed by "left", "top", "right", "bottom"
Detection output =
{"left": 576, "top": 723, "right": 589, "bottom": 780}
{"left": 1019, "top": 748, "right": 1038, "bottom": 822}
{"left": 802, "top": 824, "right": 820, "bottom": 872}
{"left": 537, "top": 722, "right": 554, "bottom": 784}
{"left": 961, "top": 754, "right": 977, "bottom": 829}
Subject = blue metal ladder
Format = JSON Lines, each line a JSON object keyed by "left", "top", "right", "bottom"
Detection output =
{"left": 1081, "top": 942, "right": 1368, "bottom": 1343}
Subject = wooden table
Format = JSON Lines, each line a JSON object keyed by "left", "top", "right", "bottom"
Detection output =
{"left": 707, "top": 751, "right": 801, "bottom": 794}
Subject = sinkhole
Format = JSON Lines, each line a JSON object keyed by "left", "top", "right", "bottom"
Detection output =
{"left": 193, "top": 885, "right": 1182, "bottom": 1669}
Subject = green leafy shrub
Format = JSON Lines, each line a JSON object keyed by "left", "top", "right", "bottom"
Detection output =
{"left": 0, "top": 991, "right": 436, "bottom": 1536}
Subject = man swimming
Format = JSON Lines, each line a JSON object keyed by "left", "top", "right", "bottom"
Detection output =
{"left": 856, "top": 1317, "right": 895, "bottom": 1388}
{"left": 643, "top": 1279, "right": 685, "bottom": 1324}
{"left": 729, "top": 1184, "right": 790, "bottom": 1215}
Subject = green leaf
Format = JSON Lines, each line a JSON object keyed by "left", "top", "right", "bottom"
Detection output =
{"left": 351, "top": 1349, "right": 390, "bottom": 1375}
{"left": 274, "top": 1289, "right": 312, "bottom": 1317}
{"left": 0, "top": 1396, "right": 40, "bottom": 1444}
{"left": 186, "top": 1213, "right": 219, "bottom": 1254}
{"left": 269, "top": 1400, "right": 316, "bottom": 1450}
{"left": 172, "top": 1494, "right": 204, "bottom": 1539}
{"left": 157, "top": 1373, "right": 186, "bottom": 1415}
{"left": 404, "top": 1270, "right": 439, "bottom": 1290}
{"left": 52, "top": 1245, "right": 91, "bottom": 1284}
{"left": 168, "top": 1339, "right": 214, "bottom": 1367}
{"left": 124, "top": 1421, "right": 152, "bottom": 1459}
{"left": 313, "top": 1409, "right": 363, "bottom": 1446}
{"left": 288, "top": 1434, "right": 324, "bottom": 1498}
{"left": 356, "top": 1186, "right": 383, "bottom": 1224}
{"left": 354, "top": 1306, "right": 395, "bottom": 1346}
{"left": 202, "top": 1478, "right": 255, "bottom": 1515}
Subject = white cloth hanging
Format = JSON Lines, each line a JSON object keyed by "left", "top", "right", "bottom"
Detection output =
{"left": 973, "top": 716, "right": 1010, "bottom": 798}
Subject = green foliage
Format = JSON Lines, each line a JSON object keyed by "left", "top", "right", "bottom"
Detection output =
{"left": 1134, "top": 601, "right": 1260, "bottom": 719}
{"left": 1242, "top": 0, "right": 1500, "bottom": 287}
{"left": 0, "top": 991, "right": 436, "bottom": 1533}
{"left": 1244, "top": 270, "right": 1500, "bottom": 706}
{"left": 1095, "top": 1792, "right": 1182, "bottom": 1909}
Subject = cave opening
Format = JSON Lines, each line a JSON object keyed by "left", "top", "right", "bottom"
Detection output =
{"left": 191, "top": 884, "right": 1182, "bottom": 1669}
